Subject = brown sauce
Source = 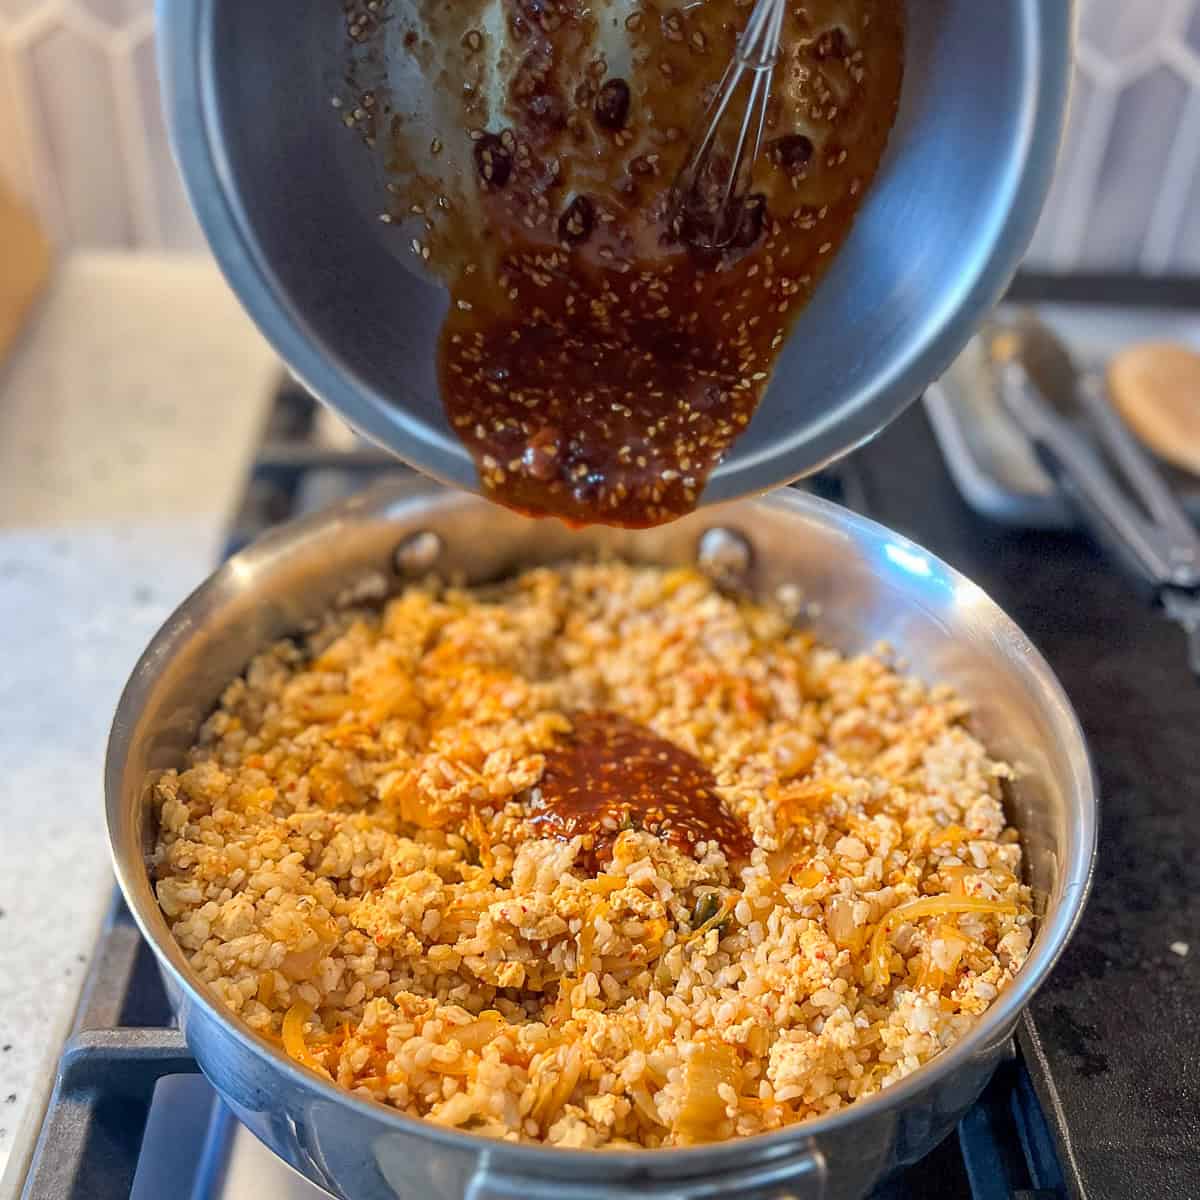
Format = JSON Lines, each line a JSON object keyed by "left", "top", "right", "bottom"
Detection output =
{"left": 528, "top": 711, "right": 752, "bottom": 868}
{"left": 345, "top": 0, "right": 904, "bottom": 526}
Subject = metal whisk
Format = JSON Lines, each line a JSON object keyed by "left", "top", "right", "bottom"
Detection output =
{"left": 669, "top": 0, "right": 788, "bottom": 250}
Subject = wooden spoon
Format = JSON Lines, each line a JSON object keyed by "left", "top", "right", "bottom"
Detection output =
{"left": 0, "top": 183, "right": 51, "bottom": 368}
{"left": 1107, "top": 341, "right": 1200, "bottom": 477}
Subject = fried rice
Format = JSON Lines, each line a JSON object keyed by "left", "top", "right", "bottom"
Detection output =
{"left": 152, "top": 562, "right": 1033, "bottom": 1147}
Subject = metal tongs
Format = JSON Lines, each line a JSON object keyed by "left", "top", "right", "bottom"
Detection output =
{"left": 990, "top": 312, "right": 1200, "bottom": 676}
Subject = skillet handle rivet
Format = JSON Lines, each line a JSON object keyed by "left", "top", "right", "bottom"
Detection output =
{"left": 697, "top": 527, "right": 754, "bottom": 588}
{"left": 394, "top": 530, "right": 444, "bottom": 575}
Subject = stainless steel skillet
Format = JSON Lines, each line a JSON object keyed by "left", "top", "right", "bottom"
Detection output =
{"left": 106, "top": 482, "right": 1095, "bottom": 1200}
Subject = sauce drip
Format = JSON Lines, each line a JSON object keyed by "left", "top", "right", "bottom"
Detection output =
{"left": 345, "top": 0, "right": 904, "bottom": 526}
{"left": 528, "top": 712, "right": 752, "bottom": 868}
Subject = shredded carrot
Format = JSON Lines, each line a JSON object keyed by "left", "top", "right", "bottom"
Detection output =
{"left": 772, "top": 778, "right": 848, "bottom": 812}
{"left": 298, "top": 693, "right": 354, "bottom": 722}
{"left": 641, "top": 917, "right": 669, "bottom": 957}
{"left": 465, "top": 808, "right": 494, "bottom": 872}
{"left": 916, "top": 920, "right": 982, "bottom": 990}
{"left": 937, "top": 920, "right": 986, "bottom": 952}
{"left": 282, "top": 1002, "right": 328, "bottom": 1075}
{"left": 938, "top": 863, "right": 1017, "bottom": 899}
{"left": 385, "top": 770, "right": 447, "bottom": 830}
{"left": 660, "top": 566, "right": 699, "bottom": 596}
{"left": 928, "top": 823, "right": 971, "bottom": 847}
{"left": 352, "top": 1074, "right": 395, "bottom": 1090}
{"left": 256, "top": 970, "right": 276, "bottom": 1006}
{"left": 584, "top": 873, "right": 628, "bottom": 895}
{"left": 789, "top": 864, "right": 826, "bottom": 889}
{"left": 577, "top": 899, "right": 609, "bottom": 975}
{"left": 308, "top": 763, "right": 363, "bottom": 810}
{"left": 552, "top": 976, "right": 578, "bottom": 1024}
{"left": 532, "top": 1045, "right": 584, "bottom": 1129}
{"left": 428, "top": 1058, "right": 471, "bottom": 1076}
{"left": 739, "top": 1095, "right": 796, "bottom": 1120}
{"left": 775, "top": 741, "right": 820, "bottom": 781}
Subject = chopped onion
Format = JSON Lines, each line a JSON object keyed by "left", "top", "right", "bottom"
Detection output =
{"left": 674, "top": 1043, "right": 740, "bottom": 1142}
{"left": 869, "top": 896, "right": 1017, "bottom": 993}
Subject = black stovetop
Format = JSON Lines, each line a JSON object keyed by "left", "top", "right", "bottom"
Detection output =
{"left": 855, "top": 406, "right": 1200, "bottom": 1200}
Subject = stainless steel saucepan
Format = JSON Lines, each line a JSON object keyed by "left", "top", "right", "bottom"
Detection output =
{"left": 157, "top": 0, "right": 1072, "bottom": 506}
{"left": 106, "top": 482, "right": 1096, "bottom": 1200}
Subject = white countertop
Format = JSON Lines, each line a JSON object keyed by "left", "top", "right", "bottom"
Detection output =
{"left": 0, "top": 252, "right": 278, "bottom": 1185}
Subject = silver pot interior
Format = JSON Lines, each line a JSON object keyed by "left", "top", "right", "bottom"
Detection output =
{"left": 161, "top": 0, "right": 1071, "bottom": 503}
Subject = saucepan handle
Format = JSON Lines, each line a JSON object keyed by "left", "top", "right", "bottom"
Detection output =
{"left": 466, "top": 1142, "right": 827, "bottom": 1200}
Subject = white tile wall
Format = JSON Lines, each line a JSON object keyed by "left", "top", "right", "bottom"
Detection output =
{"left": 0, "top": 0, "right": 204, "bottom": 250}
{"left": 1027, "top": 0, "right": 1200, "bottom": 273}
{"left": 2, "top": 0, "right": 1200, "bottom": 272}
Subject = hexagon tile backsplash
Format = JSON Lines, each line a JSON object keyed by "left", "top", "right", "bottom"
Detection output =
{"left": 0, "top": 0, "right": 204, "bottom": 251}
{"left": 3, "top": 0, "right": 1200, "bottom": 272}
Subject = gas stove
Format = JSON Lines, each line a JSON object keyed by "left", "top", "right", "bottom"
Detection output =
{"left": 16, "top": 361, "right": 1199, "bottom": 1199}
